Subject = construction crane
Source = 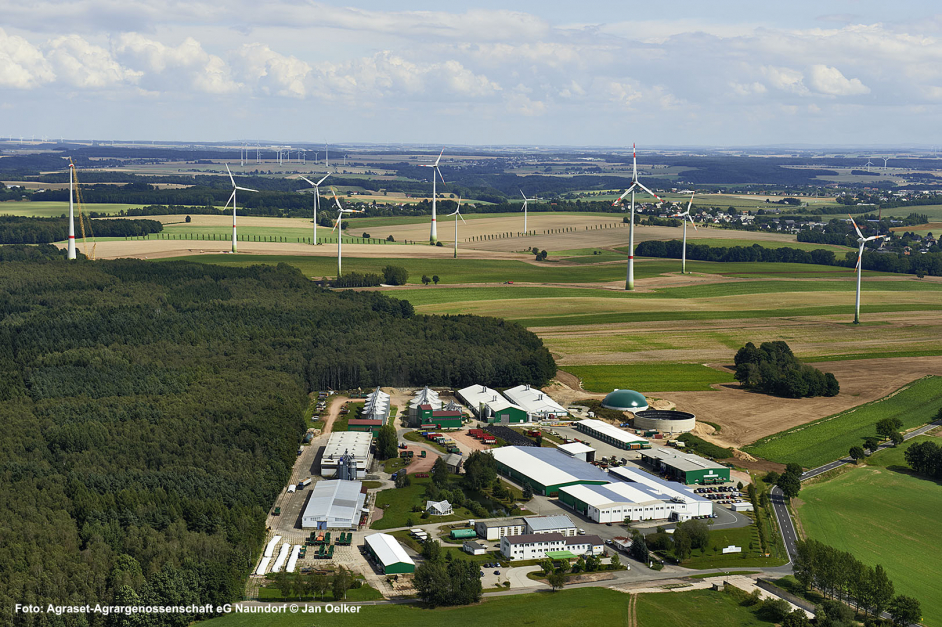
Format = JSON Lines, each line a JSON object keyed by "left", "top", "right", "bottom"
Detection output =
{"left": 69, "top": 157, "right": 96, "bottom": 260}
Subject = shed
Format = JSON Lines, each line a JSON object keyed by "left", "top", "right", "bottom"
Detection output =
{"left": 558, "top": 441, "right": 596, "bottom": 462}
{"left": 364, "top": 533, "right": 416, "bottom": 575}
{"left": 463, "top": 541, "right": 488, "bottom": 556}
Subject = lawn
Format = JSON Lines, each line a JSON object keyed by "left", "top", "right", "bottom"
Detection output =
{"left": 565, "top": 364, "right": 736, "bottom": 393}
{"left": 371, "top": 475, "right": 519, "bottom": 530}
{"left": 200, "top": 587, "right": 773, "bottom": 627}
{"left": 795, "top": 449, "right": 942, "bottom": 626}
{"left": 257, "top": 583, "right": 383, "bottom": 603}
{"left": 745, "top": 376, "right": 942, "bottom": 469}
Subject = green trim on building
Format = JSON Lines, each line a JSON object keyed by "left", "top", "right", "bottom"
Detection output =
{"left": 364, "top": 543, "right": 415, "bottom": 575}
{"left": 494, "top": 459, "right": 608, "bottom": 496}
{"left": 488, "top": 405, "right": 528, "bottom": 424}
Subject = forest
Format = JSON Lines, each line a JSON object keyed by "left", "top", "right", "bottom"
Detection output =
{"left": 0, "top": 216, "right": 164, "bottom": 244}
{"left": 734, "top": 341, "right": 839, "bottom": 398}
{"left": 0, "top": 248, "right": 555, "bottom": 626}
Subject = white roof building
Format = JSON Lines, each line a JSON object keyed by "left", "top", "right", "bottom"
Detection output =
{"left": 503, "top": 384, "right": 568, "bottom": 418}
{"left": 409, "top": 386, "right": 442, "bottom": 411}
{"left": 362, "top": 387, "right": 390, "bottom": 421}
{"left": 524, "top": 514, "right": 577, "bottom": 536}
{"left": 425, "top": 500, "right": 453, "bottom": 516}
{"left": 559, "top": 479, "right": 712, "bottom": 523}
{"left": 364, "top": 533, "right": 416, "bottom": 574}
{"left": 320, "top": 431, "right": 373, "bottom": 479}
{"left": 575, "top": 419, "right": 648, "bottom": 448}
{"left": 558, "top": 442, "right": 596, "bottom": 462}
{"left": 457, "top": 384, "right": 527, "bottom": 420}
{"left": 302, "top": 480, "right": 366, "bottom": 529}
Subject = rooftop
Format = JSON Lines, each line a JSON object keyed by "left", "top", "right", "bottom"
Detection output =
{"left": 558, "top": 442, "right": 595, "bottom": 456}
{"left": 608, "top": 466, "right": 711, "bottom": 504}
{"left": 503, "top": 384, "right": 568, "bottom": 416}
{"left": 457, "top": 384, "right": 524, "bottom": 415}
{"left": 503, "top": 532, "right": 604, "bottom": 546}
{"left": 364, "top": 533, "right": 415, "bottom": 568}
{"left": 490, "top": 446, "right": 611, "bottom": 486}
{"left": 602, "top": 389, "right": 649, "bottom": 412}
{"left": 323, "top": 431, "right": 373, "bottom": 463}
{"left": 302, "top": 480, "right": 365, "bottom": 527}
{"left": 576, "top": 419, "right": 648, "bottom": 445}
{"left": 640, "top": 447, "right": 727, "bottom": 473}
{"left": 524, "top": 514, "right": 575, "bottom": 531}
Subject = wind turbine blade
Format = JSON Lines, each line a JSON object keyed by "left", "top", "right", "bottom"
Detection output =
{"left": 316, "top": 173, "right": 331, "bottom": 185}
{"left": 437, "top": 167, "right": 446, "bottom": 185}
{"left": 225, "top": 163, "right": 235, "bottom": 187}
{"left": 636, "top": 182, "right": 662, "bottom": 201}
{"left": 689, "top": 215, "right": 698, "bottom": 231}
{"left": 687, "top": 192, "right": 695, "bottom": 212}
{"left": 459, "top": 213, "right": 466, "bottom": 224}
{"left": 223, "top": 190, "right": 235, "bottom": 210}
{"left": 434, "top": 148, "right": 444, "bottom": 167}
{"left": 299, "top": 176, "right": 315, "bottom": 186}
{"left": 331, "top": 188, "right": 343, "bottom": 210}
{"left": 520, "top": 190, "right": 527, "bottom": 200}
{"left": 236, "top": 186, "right": 258, "bottom": 192}
{"left": 331, "top": 219, "right": 340, "bottom": 233}
{"left": 848, "top": 214, "right": 863, "bottom": 239}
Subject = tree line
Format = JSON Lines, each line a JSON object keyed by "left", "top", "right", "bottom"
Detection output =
{"left": 0, "top": 215, "right": 164, "bottom": 244}
{"left": 734, "top": 341, "right": 840, "bottom": 399}
{"left": 0, "top": 251, "right": 555, "bottom": 626}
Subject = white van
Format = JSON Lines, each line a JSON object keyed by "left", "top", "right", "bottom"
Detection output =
{"left": 287, "top": 484, "right": 296, "bottom": 493}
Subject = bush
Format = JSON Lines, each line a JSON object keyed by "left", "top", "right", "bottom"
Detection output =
{"left": 382, "top": 265, "right": 408, "bottom": 285}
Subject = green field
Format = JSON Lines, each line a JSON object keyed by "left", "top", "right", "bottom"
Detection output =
{"left": 565, "top": 364, "right": 736, "bottom": 393}
{"left": 796, "top": 442, "right": 942, "bottom": 626}
{"left": 686, "top": 237, "right": 851, "bottom": 253}
{"left": 201, "top": 587, "right": 775, "bottom": 627}
{"left": 0, "top": 201, "right": 149, "bottom": 217}
{"left": 745, "top": 376, "right": 942, "bottom": 468}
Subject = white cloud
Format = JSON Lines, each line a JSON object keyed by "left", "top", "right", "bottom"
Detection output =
{"left": 45, "top": 35, "right": 140, "bottom": 88}
{"left": 116, "top": 33, "right": 240, "bottom": 94}
{"left": 730, "top": 81, "right": 766, "bottom": 96}
{"left": 807, "top": 64, "right": 870, "bottom": 96}
{"left": 231, "top": 44, "right": 310, "bottom": 98}
{"left": 0, "top": 27, "right": 54, "bottom": 88}
{"left": 761, "top": 65, "right": 808, "bottom": 95}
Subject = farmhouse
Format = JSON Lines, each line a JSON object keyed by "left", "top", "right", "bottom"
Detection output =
{"left": 503, "top": 384, "right": 569, "bottom": 419}
{"left": 363, "top": 533, "right": 416, "bottom": 575}
{"left": 638, "top": 448, "right": 730, "bottom": 485}
{"left": 321, "top": 431, "right": 373, "bottom": 479}
{"left": 457, "top": 384, "right": 528, "bottom": 423}
{"left": 500, "top": 533, "right": 605, "bottom": 561}
{"left": 301, "top": 480, "right": 366, "bottom": 529}
{"left": 490, "top": 446, "right": 610, "bottom": 496}
{"left": 574, "top": 419, "right": 650, "bottom": 450}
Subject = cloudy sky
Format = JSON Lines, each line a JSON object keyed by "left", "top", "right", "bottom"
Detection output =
{"left": 2, "top": 1, "right": 942, "bottom": 147}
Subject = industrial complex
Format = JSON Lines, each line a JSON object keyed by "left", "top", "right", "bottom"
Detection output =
{"left": 639, "top": 447, "right": 731, "bottom": 484}
{"left": 301, "top": 479, "right": 367, "bottom": 529}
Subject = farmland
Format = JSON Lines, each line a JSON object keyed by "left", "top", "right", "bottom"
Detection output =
{"left": 0, "top": 201, "right": 148, "bottom": 217}
{"left": 796, "top": 439, "right": 942, "bottom": 626}
{"left": 745, "top": 376, "right": 942, "bottom": 468}
{"left": 565, "top": 364, "right": 736, "bottom": 393}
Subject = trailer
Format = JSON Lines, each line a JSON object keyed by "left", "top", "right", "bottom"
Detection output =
{"left": 299, "top": 478, "right": 312, "bottom": 489}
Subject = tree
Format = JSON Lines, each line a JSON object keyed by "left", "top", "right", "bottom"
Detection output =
{"left": 522, "top": 482, "right": 533, "bottom": 500}
{"left": 849, "top": 445, "right": 865, "bottom": 464}
{"left": 421, "top": 537, "right": 442, "bottom": 562}
{"left": 759, "top": 598, "right": 792, "bottom": 622}
{"left": 876, "top": 417, "right": 903, "bottom": 441}
{"left": 185, "top": 215, "right": 191, "bottom": 223}
{"left": 381, "top": 264, "right": 408, "bottom": 285}
{"left": 610, "top": 554, "right": 621, "bottom": 570}
{"left": 432, "top": 275, "right": 440, "bottom": 285}
{"left": 413, "top": 561, "right": 448, "bottom": 606}
{"left": 890, "top": 431, "right": 904, "bottom": 446}
{"left": 432, "top": 457, "right": 449, "bottom": 486}
{"left": 463, "top": 451, "right": 497, "bottom": 490}
{"left": 572, "top": 557, "right": 586, "bottom": 573}
{"left": 539, "top": 559, "right": 554, "bottom": 575}
{"left": 673, "top": 527, "right": 692, "bottom": 561}
{"left": 870, "top": 564, "right": 895, "bottom": 618}
{"left": 272, "top": 570, "right": 291, "bottom": 599}
{"left": 540, "top": 250, "right": 548, "bottom": 260}
{"left": 777, "top": 471, "right": 802, "bottom": 499}
{"left": 781, "top": 609, "right": 811, "bottom": 627}
{"left": 889, "top": 594, "right": 921, "bottom": 626}
{"left": 763, "top": 471, "right": 780, "bottom": 484}
{"left": 395, "top": 472, "right": 411, "bottom": 488}
{"left": 375, "top": 423, "right": 398, "bottom": 461}
{"left": 546, "top": 571, "right": 566, "bottom": 591}
{"left": 863, "top": 436, "right": 881, "bottom": 453}
{"left": 331, "top": 566, "right": 352, "bottom": 601}
{"left": 421, "top": 274, "right": 431, "bottom": 285}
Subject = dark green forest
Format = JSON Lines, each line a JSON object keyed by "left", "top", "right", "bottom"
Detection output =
{"left": 0, "top": 248, "right": 555, "bottom": 625}
{"left": 0, "top": 216, "right": 164, "bottom": 244}
{"left": 734, "top": 341, "right": 839, "bottom": 398}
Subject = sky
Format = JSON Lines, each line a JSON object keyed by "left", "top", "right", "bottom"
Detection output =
{"left": 2, "top": 1, "right": 942, "bottom": 147}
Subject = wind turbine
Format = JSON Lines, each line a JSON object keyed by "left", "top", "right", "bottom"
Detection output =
{"left": 848, "top": 214, "right": 889, "bottom": 324}
{"left": 420, "top": 148, "right": 446, "bottom": 243}
{"left": 298, "top": 173, "right": 330, "bottom": 244}
{"left": 329, "top": 189, "right": 362, "bottom": 277}
{"left": 224, "top": 164, "right": 257, "bottom": 253}
{"left": 864, "top": 158, "right": 874, "bottom": 173}
{"left": 612, "top": 143, "right": 663, "bottom": 290}
{"left": 67, "top": 160, "right": 76, "bottom": 260}
{"left": 670, "top": 193, "right": 698, "bottom": 274}
{"left": 882, "top": 157, "right": 889, "bottom": 170}
{"left": 446, "top": 196, "right": 466, "bottom": 259}
{"left": 520, "top": 190, "right": 532, "bottom": 234}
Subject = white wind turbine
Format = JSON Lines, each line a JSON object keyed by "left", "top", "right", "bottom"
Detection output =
{"left": 520, "top": 190, "right": 532, "bottom": 234}
{"left": 864, "top": 158, "right": 874, "bottom": 173}
{"left": 612, "top": 143, "right": 663, "bottom": 290}
{"left": 298, "top": 172, "right": 330, "bottom": 244}
{"left": 329, "top": 189, "right": 363, "bottom": 277}
{"left": 446, "top": 196, "right": 466, "bottom": 259}
{"left": 882, "top": 157, "right": 889, "bottom": 170}
{"left": 225, "top": 164, "right": 257, "bottom": 253}
{"left": 848, "top": 214, "right": 889, "bottom": 325}
{"left": 420, "top": 148, "right": 445, "bottom": 243}
{"left": 670, "top": 193, "right": 698, "bottom": 274}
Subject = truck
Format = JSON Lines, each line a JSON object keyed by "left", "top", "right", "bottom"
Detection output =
{"left": 299, "top": 478, "right": 312, "bottom": 489}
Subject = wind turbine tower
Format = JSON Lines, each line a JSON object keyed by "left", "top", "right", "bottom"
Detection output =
{"left": 883, "top": 157, "right": 889, "bottom": 170}
{"left": 446, "top": 196, "right": 466, "bottom": 258}
{"left": 67, "top": 161, "right": 76, "bottom": 260}
{"left": 613, "top": 144, "right": 663, "bottom": 290}
{"left": 848, "top": 214, "right": 889, "bottom": 324}
{"left": 520, "top": 190, "right": 532, "bottom": 233}
{"left": 224, "top": 164, "right": 258, "bottom": 253}
{"left": 864, "top": 158, "right": 874, "bottom": 173}
{"left": 420, "top": 149, "right": 446, "bottom": 243}
{"left": 670, "top": 193, "right": 698, "bottom": 274}
{"left": 329, "top": 189, "right": 362, "bottom": 276}
{"left": 298, "top": 172, "right": 330, "bottom": 244}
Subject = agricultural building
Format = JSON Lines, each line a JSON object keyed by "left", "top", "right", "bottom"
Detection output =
{"left": 463, "top": 541, "right": 488, "bottom": 556}
{"left": 363, "top": 533, "right": 415, "bottom": 575}
{"left": 444, "top": 453, "right": 464, "bottom": 473}
{"left": 638, "top": 448, "right": 730, "bottom": 485}
{"left": 574, "top": 419, "right": 650, "bottom": 450}
{"left": 524, "top": 514, "right": 577, "bottom": 536}
{"left": 503, "top": 384, "right": 569, "bottom": 419}
{"left": 474, "top": 517, "right": 525, "bottom": 541}
{"left": 457, "top": 385, "right": 529, "bottom": 424}
{"left": 558, "top": 473, "right": 712, "bottom": 523}
{"left": 301, "top": 479, "right": 367, "bottom": 529}
{"left": 601, "top": 389, "right": 649, "bottom": 412}
{"left": 416, "top": 405, "right": 464, "bottom": 429}
{"left": 489, "top": 446, "right": 610, "bottom": 496}
{"left": 633, "top": 409, "right": 696, "bottom": 434}
{"left": 500, "top": 533, "right": 605, "bottom": 561}
{"left": 347, "top": 418, "right": 384, "bottom": 433}
{"left": 361, "top": 387, "right": 390, "bottom": 422}
{"left": 321, "top": 431, "right": 373, "bottom": 479}
{"left": 408, "top": 387, "right": 442, "bottom": 424}
{"left": 558, "top": 441, "right": 596, "bottom": 462}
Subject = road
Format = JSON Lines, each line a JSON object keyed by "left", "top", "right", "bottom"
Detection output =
{"left": 770, "top": 420, "right": 942, "bottom": 563}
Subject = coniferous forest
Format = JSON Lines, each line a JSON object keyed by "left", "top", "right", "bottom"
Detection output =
{"left": 0, "top": 247, "right": 555, "bottom": 625}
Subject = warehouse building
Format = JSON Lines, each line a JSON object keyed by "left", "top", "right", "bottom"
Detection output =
{"left": 457, "top": 385, "right": 529, "bottom": 424}
{"left": 575, "top": 419, "right": 650, "bottom": 450}
{"left": 361, "top": 387, "right": 390, "bottom": 422}
{"left": 490, "top": 446, "right": 610, "bottom": 496}
{"left": 475, "top": 517, "right": 525, "bottom": 541}
{"left": 601, "top": 389, "right": 649, "bottom": 412}
{"left": 347, "top": 418, "right": 384, "bottom": 434}
{"left": 301, "top": 480, "right": 366, "bottom": 529}
{"left": 500, "top": 533, "right": 605, "bottom": 561}
{"left": 320, "top": 431, "right": 373, "bottom": 479}
{"left": 503, "top": 384, "right": 569, "bottom": 419}
{"left": 558, "top": 442, "right": 596, "bottom": 462}
{"left": 408, "top": 387, "right": 442, "bottom": 425}
{"left": 524, "top": 514, "right": 577, "bottom": 536}
{"left": 639, "top": 448, "right": 730, "bottom": 485}
{"left": 558, "top": 474, "right": 712, "bottom": 523}
{"left": 363, "top": 533, "right": 415, "bottom": 575}
{"left": 416, "top": 406, "right": 464, "bottom": 429}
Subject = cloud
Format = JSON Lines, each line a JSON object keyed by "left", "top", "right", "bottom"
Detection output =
{"left": 116, "top": 33, "right": 240, "bottom": 94}
{"left": 808, "top": 64, "right": 870, "bottom": 96}
{"left": 231, "top": 44, "right": 310, "bottom": 98}
{"left": 46, "top": 35, "right": 141, "bottom": 88}
{"left": 730, "top": 81, "right": 767, "bottom": 96}
{"left": 761, "top": 65, "right": 809, "bottom": 95}
{"left": 0, "top": 27, "right": 54, "bottom": 88}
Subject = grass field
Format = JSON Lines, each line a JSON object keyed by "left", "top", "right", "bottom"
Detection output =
{"left": 686, "top": 237, "right": 851, "bottom": 253}
{"left": 0, "top": 201, "right": 148, "bottom": 217}
{"left": 796, "top": 443, "right": 942, "bottom": 626}
{"left": 745, "top": 376, "right": 942, "bottom": 468}
{"left": 565, "top": 364, "right": 736, "bottom": 393}
{"left": 201, "top": 587, "right": 775, "bottom": 627}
